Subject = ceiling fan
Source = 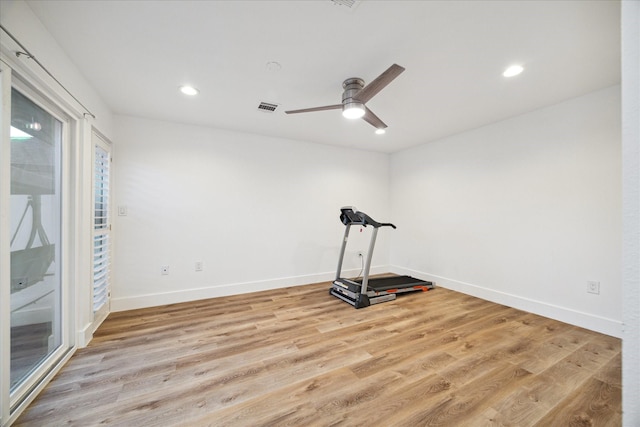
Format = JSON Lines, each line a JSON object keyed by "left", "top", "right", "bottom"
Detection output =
{"left": 285, "top": 63, "right": 405, "bottom": 131}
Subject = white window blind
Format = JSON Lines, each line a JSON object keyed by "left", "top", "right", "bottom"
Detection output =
{"left": 93, "top": 145, "right": 110, "bottom": 312}
{"left": 94, "top": 146, "right": 109, "bottom": 231}
{"left": 93, "top": 234, "right": 109, "bottom": 311}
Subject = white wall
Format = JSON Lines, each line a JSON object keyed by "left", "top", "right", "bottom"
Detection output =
{"left": 390, "top": 86, "right": 622, "bottom": 337}
{"left": 111, "top": 115, "right": 390, "bottom": 310}
{"left": 0, "top": 0, "right": 114, "bottom": 137}
{"left": 622, "top": 0, "right": 640, "bottom": 424}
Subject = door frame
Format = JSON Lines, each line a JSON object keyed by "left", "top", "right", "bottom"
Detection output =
{"left": 0, "top": 50, "right": 85, "bottom": 426}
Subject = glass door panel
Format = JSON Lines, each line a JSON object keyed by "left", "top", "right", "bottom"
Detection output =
{"left": 9, "top": 88, "right": 62, "bottom": 392}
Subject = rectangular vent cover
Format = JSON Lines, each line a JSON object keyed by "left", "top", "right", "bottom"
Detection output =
{"left": 258, "top": 102, "right": 278, "bottom": 113}
{"left": 330, "top": 0, "right": 357, "bottom": 8}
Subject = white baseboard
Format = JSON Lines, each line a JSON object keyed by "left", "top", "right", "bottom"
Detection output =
{"left": 76, "top": 322, "right": 93, "bottom": 348}
{"left": 110, "top": 266, "right": 388, "bottom": 312}
{"left": 391, "top": 265, "right": 623, "bottom": 338}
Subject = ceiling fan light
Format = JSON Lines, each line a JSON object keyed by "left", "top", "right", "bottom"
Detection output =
{"left": 503, "top": 65, "right": 524, "bottom": 77}
{"left": 342, "top": 102, "right": 365, "bottom": 119}
{"left": 26, "top": 121, "right": 42, "bottom": 131}
{"left": 179, "top": 85, "right": 199, "bottom": 96}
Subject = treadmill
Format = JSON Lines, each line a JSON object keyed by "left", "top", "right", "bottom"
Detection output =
{"left": 330, "top": 206, "right": 434, "bottom": 308}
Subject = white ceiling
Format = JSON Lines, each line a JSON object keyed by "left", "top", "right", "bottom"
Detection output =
{"left": 25, "top": 0, "right": 620, "bottom": 153}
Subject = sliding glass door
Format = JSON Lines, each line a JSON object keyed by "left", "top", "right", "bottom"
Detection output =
{"left": 7, "top": 81, "right": 70, "bottom": 412}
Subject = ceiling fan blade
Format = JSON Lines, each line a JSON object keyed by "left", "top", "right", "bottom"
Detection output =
{"left": 285, "top": 104, "right": 343, "bottom": 114}
{"left": 353, "top": 64, "right": 405, "bottom": 104}
{"left": 362, "top": 106, "right": 387, "bottom": 129}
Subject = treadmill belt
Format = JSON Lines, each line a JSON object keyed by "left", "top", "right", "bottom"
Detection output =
{"left": 355, "top": 275, "right": 429, "bottom": 291}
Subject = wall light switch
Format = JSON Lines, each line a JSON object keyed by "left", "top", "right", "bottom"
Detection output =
{"left": 118, "top": 206, "right": 128, "bottom": 216}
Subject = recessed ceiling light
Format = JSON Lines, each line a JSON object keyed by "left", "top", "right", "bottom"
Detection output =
{"left": 375, "top": 128, "right": 386, "bottom": 135}
{"left": 179, "top": 85, "right": 199, "bottom": 96}
{"left": 503, "top": 65, "right": 524, "bottom": 77}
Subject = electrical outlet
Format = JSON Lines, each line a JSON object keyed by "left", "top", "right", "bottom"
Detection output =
{"left": 587, "top": 281, "right": 600, "bottom": 294}
{"left": 195, "top": 261, "right": 203, "bottom": 272}
{"left": 161, "top": 265, "right": 169, "bottom": 275}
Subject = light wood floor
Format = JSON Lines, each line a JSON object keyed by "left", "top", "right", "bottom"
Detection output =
{"left": 15, "top": 281, "right": 621, "bottom": 426}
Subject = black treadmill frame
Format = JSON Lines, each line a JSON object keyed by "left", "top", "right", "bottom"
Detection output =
{"left": 330, "top": 206, "right": 434, "bottom": 308}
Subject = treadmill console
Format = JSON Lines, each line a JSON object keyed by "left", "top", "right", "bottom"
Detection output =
{"left": 339, "top": 206, "right": 364, "bottom": 226}
{"left": 339, "top": 206, "right": 395, "bottom": 229}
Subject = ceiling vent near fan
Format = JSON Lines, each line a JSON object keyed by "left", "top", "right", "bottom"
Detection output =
{"left": 330, "top": 0, "right": 359, "bottom": 9}
{"left": 257, "top": 102, "right": 279, "bottom": 113}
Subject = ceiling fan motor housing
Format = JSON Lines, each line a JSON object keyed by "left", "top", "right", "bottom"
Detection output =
{"left": 342, "top": 78, "right": 365, "bottom": 116}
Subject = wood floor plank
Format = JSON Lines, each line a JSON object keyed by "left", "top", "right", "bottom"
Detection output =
{"left": 487, "top": 343, "right": 618, "bottom": 426}
{"left": 594, "top": 351, "right": 622, "bottom": 387}
{"left": 329, "top": 373, "right": 453, "bottom": 426}
{"left": 533, "top": 377, "right": 622, "bottom": 427}
{"left": 505, "top": 338, "right": 572, "bottom": 374}
{"left": 189, "top": 367, "right": 362, "bottom": 427}
{"left": 14, "top": 280, "right": 621, "bottom": 426}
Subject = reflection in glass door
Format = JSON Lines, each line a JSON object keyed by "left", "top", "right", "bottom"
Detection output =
{"left": 9, "top": 88, "right": 62, "bottom": 393}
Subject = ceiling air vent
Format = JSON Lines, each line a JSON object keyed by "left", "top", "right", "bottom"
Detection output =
{"left": 258, "top": 102, "right": 279, "bottom": 113}
{"left": 330, "top": 0, "right": 358, "bottom": 8}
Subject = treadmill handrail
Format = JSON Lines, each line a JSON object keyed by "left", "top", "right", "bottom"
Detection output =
{"left": 339, "top": 207, "right": 396, "bottom": 229}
